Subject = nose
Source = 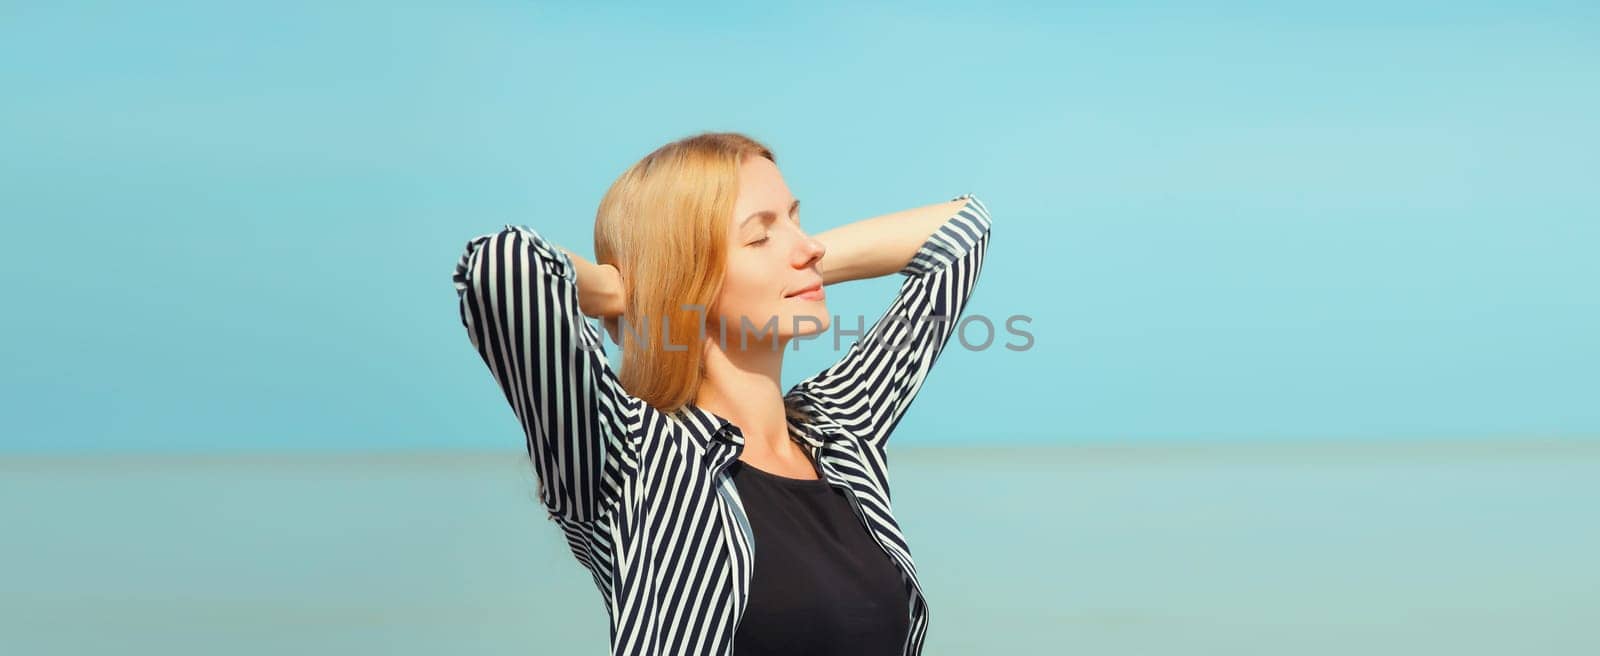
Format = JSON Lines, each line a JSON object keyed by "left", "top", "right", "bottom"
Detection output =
{"left": 795, "top": 234, "right": 825, "bottom": 269}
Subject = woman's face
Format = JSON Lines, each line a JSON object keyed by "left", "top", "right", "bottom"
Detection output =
{"left": 709, "top": 156, "right": 830, "bottom": 350}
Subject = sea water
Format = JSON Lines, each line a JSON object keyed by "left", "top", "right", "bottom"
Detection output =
{"left": 3, "top": 440, "right": 1595, "bottom": 655}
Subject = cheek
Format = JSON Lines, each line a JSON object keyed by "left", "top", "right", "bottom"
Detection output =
{"left": 735, "top": 280, "right": 777, "bottom": 311}
{"left": 713, "top": 265, "right": 773, "bottom": 320}
{"left": 709, "top": 288, "right": 738, "bottom": 321}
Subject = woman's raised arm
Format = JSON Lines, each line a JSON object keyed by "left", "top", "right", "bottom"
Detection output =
{"left": 793, "top": 194, "right": 993, "bottom": 450}
{"left": 452, "top": 224, "right": 642, "bottom": 527}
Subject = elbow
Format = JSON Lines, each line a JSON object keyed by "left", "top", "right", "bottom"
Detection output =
{"left": 961, "top": 193, "right": 993, "bottom": 237}
{"left": 453, "top": 225, "right": 572, "bottom": 295}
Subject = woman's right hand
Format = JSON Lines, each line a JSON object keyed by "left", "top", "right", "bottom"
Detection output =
{"left": 595, "top": 264, "right": 626, "bottom": 346}
{"left": 557, "top": 247, "right": 627, "bottom": 346}
{"left": 558, "top": 247, "right": 626, "bottom": 319}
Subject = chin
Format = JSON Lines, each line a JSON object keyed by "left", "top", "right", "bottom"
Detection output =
{"left": 783, "top": 309, "right": 831, "bottom": 337}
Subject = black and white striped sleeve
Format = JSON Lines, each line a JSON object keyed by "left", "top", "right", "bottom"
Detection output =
{"left": 794, "top": 194, "right": 992, "bottom": 450}
{"left": 452, "top": 224, "right": 642, "bottom": 525}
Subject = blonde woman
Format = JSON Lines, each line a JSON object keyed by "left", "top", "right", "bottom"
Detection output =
{"left": 451, "top": 132, "right": 991, "bottom": 655}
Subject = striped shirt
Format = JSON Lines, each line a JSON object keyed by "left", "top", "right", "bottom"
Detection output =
{"left": 451, "top": 194, "right": 992, "bottom": 655}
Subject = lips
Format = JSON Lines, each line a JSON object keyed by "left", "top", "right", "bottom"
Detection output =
{"left": 785, "top": 282, "right": 823, "bottom": 298}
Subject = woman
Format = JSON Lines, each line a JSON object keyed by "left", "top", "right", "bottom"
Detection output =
{"left": 451, "top": 132, "right": 991, "bottom": 655}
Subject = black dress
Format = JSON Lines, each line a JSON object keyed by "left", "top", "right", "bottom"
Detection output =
{"left": 728, "top": 456, "right": 911, "bottom": 655}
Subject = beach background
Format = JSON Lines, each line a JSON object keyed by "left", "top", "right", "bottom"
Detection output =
{"left": 3, "top": 1, "right": 1597, "bottom": 654}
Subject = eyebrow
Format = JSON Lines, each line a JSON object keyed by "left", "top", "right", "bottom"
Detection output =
{"left": 739, "top": 199, "right": 801, "bottom": 229}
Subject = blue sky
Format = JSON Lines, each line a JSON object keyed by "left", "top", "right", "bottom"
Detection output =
{"left": 1, "top": 1, "right": 1595, "bottom": 452}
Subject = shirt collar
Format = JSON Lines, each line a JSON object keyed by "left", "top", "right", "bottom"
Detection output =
{"left": 675, "top": 394, "right": 843, "bottom": 453}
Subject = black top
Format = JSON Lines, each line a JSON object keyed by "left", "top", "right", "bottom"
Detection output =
{"left": 729, "top": 456, "right": 911, "bottom": 655}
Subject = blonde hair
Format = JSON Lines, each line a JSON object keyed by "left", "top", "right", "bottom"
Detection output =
{"left": 594, "top": 132, "right": 809, "bottom": 423}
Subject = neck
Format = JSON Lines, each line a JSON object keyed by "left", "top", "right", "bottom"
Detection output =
{"left": 695, "top": 333, "right": 795, "bottom": 458}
